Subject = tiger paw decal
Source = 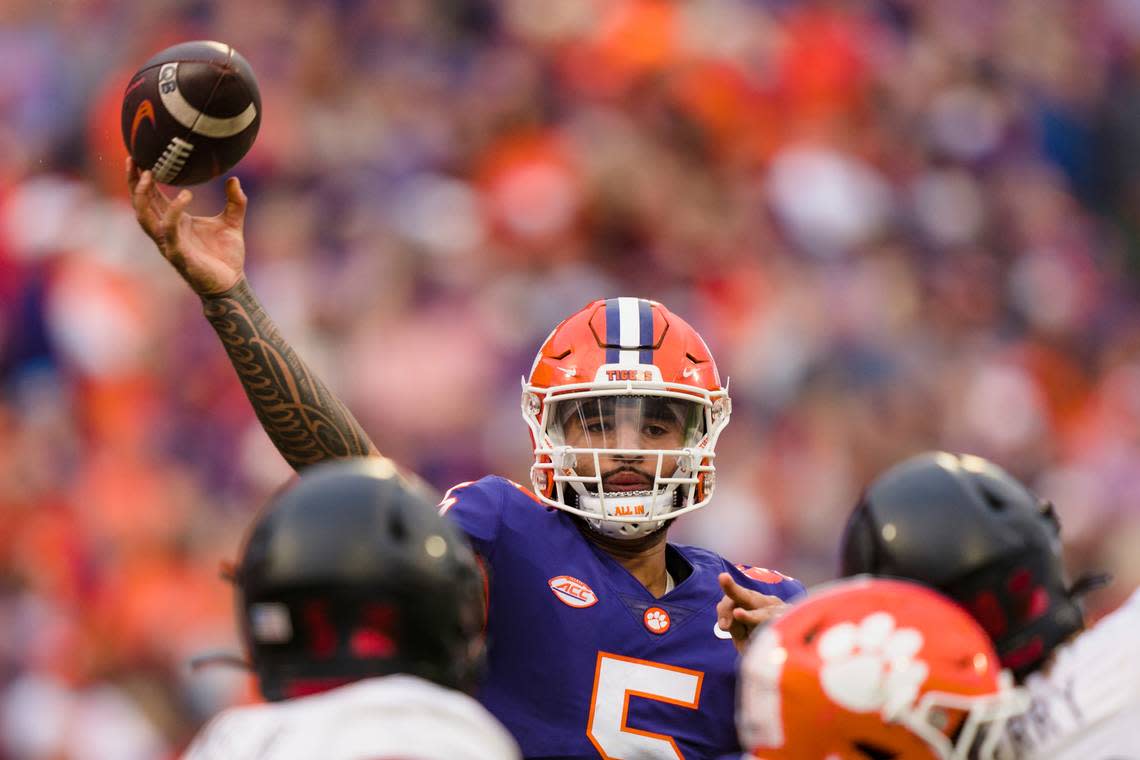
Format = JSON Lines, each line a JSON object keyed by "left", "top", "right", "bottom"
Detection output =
{"left": 817, "top": 611, "right": 929, "bottom": 717}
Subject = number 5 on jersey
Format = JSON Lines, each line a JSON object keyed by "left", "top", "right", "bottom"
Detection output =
{"left": 586, "top": 652, "right": 704, "bottom": 759}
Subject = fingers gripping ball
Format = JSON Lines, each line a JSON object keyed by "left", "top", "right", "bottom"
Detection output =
{"left": 121, "top": 40, "right": 261, "bottom": 186}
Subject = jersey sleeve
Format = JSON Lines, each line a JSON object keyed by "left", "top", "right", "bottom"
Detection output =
{"left": 731, "top": 563, "right": 806, "bottom": 601}
{"left": 437, "top": 476, "right": 509, "bottom": 559}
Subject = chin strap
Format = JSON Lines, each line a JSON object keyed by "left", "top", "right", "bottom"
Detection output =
{"left": 1069, "top": 571, "right": 1112, "bottom": 598}
{"left": 188, "top": 651, "right": 251, "bottom": 672}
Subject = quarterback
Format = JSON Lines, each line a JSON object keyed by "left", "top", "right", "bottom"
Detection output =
{"left": 128, "top": 161, "right": 803, "bottom": 759}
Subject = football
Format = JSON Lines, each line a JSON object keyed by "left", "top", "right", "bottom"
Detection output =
{"left": 121, "top": 40, "right": 261, "bottom": 186}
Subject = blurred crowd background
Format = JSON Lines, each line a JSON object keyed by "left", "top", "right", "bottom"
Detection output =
{"left": 3, "top": 0, "right": 1140, "bottom": 756}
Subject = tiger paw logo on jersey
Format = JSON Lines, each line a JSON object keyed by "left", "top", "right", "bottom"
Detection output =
{"left": 549, "top": 575, "right": 598, "bottom": 608}
{"left": 644, "top": 607, "right": 671, "bottom": 634}
{"left": 817, "top": 611, "right": 929, "bottom": 716}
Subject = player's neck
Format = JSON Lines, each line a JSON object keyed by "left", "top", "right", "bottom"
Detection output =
{"left": 581, "top": 524, "right": 670, "bottom": 597}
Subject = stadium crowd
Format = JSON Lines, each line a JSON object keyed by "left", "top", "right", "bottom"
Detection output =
{"left": 2, "top": 0, "right": 1140, "bottom": 756}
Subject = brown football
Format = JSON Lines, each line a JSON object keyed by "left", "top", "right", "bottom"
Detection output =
{"left": 121, "top": 40, "right": 261, "bottom": 186}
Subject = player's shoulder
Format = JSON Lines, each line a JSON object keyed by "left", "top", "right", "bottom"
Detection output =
{"left": 290, "top": 675, "right": 499, "bottom": 727}
{"left": 329, "top": 676, "right": 522, "bottom": 758}
{"left": 1013, "top": 586, "right": 1140, "bottom": 755}
{"left": 1068, "top": 585, "right": 1140, "bottom": 661}
{"left": 438, "top": 476, "right": 557, "bottom": 556}
{"left": 188, "top": 677, "right": 521, "bottom": 760}
{"left": 182, "top": 701, "right": 280, "bottom": 760}
{"left": 1074, "top": 586, "right": 1140, "bottom": 645}
{"left": 673, "top": 543, "right": 805, "bottom": 600}
{"left": 1119, "top": 584, "right": 1140, "bottom": 617}
{"left": 332, "top": 673, "right": 482, "bottom": 714}
{"left": 439, "top": 475, "right": 550, "bottom": 514}
{"left": 1033, "top": 585, "right": 1140, "bottom": 699}
{"left": 728, "top": 561, "right": 805, "bottom": 600}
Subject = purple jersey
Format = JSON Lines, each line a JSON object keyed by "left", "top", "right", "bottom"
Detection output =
{"left": 440, "top": 476, "right": 804, "bottom": 760}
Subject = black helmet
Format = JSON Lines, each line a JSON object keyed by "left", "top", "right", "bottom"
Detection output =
{"left": 234, "top": 458, "right": 485, "bottom": 701}
{"left": 840, "top": 451, "right": 1106, "bottom": 680}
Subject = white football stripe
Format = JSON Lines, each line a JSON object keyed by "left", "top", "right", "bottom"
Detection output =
{"left": 617, "top": 296, "right": 640, "bottom": 367}
{"left": 159, "top": 62, "right": 258, "bottom": 139}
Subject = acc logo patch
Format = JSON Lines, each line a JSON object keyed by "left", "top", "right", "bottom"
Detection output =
{"left": 549, "top": 575, "right": 598, "bottom": 608}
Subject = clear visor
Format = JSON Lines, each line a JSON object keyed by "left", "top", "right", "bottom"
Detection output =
{"left": 545, "top": 395, "right": 706, "bottom": 453}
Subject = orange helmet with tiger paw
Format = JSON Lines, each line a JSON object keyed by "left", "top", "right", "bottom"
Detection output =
{"left": 738, "top": 578, "right": 1028, "bottom": 760}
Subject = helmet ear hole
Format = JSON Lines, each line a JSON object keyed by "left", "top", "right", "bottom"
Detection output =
{"left": 853, "top": 742, "right": 895, "bottom": 760}
{"left": 388, "top": 509, "right": 407, "bottom": 541}
{"left": 977, "top": 484, "right": 1006, "bottom": 512}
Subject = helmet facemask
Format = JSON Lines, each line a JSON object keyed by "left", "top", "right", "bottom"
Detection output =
{"left": 894, "top": 673, "right": 1029, "bottom": 760}
{"left": 524, "top": 384, "right": 730, "bottom": 539}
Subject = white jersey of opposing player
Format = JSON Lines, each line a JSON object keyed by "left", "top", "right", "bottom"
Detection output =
{"left": 182, "top": 674, "right": 521, "bottom": 760}
{"left": 1005, "top": 586, "right": 1140, "bottom": 759}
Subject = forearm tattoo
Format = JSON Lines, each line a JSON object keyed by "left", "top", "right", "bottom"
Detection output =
{"left": 202, "top": 278, "right": 378, "bottom": 471}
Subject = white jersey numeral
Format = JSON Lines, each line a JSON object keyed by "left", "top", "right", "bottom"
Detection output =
{"left": 586, "top": 652, "right": 703, "bottom": 759}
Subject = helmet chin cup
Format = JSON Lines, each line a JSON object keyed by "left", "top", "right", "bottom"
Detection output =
{"left": 576, "top": 489, "right": 670, "bottom": 540}
{"left": 551, "top": 444, "right": 687, "bottom": 540}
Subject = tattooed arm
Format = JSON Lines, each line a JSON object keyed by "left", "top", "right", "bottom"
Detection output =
{"left": 202, "top": 279, "right": 378, "bottom": 469}
{"left": 128, "top": 158, "right": 377, "bottom": 470}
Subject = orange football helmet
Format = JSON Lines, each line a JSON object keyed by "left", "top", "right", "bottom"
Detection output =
{"left": 522, "top": 297, "right": 731, "bottom": 539}
{"left": 738, "top": 578, "right": 1028, "bottom": 760}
